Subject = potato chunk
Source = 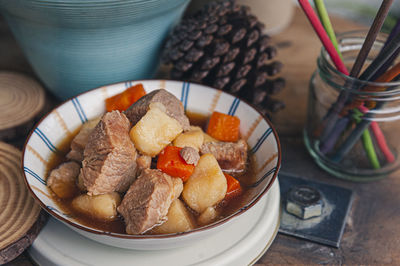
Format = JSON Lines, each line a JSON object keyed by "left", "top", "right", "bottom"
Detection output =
{"left": 198, "top": 206, "right": 218, "bottom": 226}
{"left": 203, "top": 132, "right": 218, "bottom": 143}
{"left": 72, "top": 192, "right": 121, "bottom": 221}
{"left": 153, "top": 199, "right": 195, "bottom": 234}
{"left": 173, "top": 128, "right": 204, "bottom": 151}
{"left": 182, "top": 154, "right": 227, "bottom": 213}
{"left": 130, "top": 105, "right": 183, "bottom": 156}
{"left": 189, "top": 126, "right": 217, "bottom": 144}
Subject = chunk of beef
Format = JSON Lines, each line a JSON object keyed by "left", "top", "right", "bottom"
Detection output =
{"left": 117, "top": 169, "right": 179, "bottom": 234}
{"left": 180, "top": 146, "right": 200, "bottom": 165}
{"left": 124, "top": 89, "right": 190, "bottom": 131}
{"left": 66, "top": 149, "right": 83, "bottom": 162}
{"left": 80, "top": 111, "right": 137, "bottom": 195}
{"left": 47, "top": 161, "right": 80, "bottom": 199}
{"left": 200, "top": 139, "right": 248, "bottom": 173}
{"left": 66, "top": 118, "right": 100, "bottom": 162}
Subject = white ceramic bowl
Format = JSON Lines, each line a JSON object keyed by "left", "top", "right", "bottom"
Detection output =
{"left": 22, "top": 80, "right": 281, "bottom": 250}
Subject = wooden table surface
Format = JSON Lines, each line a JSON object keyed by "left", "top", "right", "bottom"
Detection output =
{"left": 2, "top": 7, "right": 400, "bottom": 266}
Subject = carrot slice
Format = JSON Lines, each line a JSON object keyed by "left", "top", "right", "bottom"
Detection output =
{"left": 206, "top": 111, "right": 240, "bottom": 142}
{"left": 224, "top": 173, "right": 242, "bottom": 200}
{"left": 157, "top": 146, "right": 195, "bottom": 182}
{"left": 105, "top": 83, "right": 146, "bottom": 112}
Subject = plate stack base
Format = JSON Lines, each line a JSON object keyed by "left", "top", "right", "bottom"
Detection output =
{"left": 29, "top": 179, "right": 280, "bottom": 266}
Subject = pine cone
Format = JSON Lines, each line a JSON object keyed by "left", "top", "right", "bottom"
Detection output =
{"left": 162, "top": 0, "right": 285, "bottom": 115}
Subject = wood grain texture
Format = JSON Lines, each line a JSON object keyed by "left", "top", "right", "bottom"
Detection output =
{"left": 2, "top": 8, "right": 400, "bottom": 266}
{"left": 0, "top": 211, "right": 48, "bottom": 265}
{"left": 0, "top": 72, "right": 45, "bottom": 140}
{"left": 0, "top": 72, "right": 45, "bottom": 129}
{"left": 0, "top": 142, "right": 41, "bottom": 264}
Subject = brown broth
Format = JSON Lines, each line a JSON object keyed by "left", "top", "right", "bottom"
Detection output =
{"left": 185, "top": 111, "right": 209, "bottom": 127}
{"left": 46, "top": 113, "right": 256, "bottom": 234}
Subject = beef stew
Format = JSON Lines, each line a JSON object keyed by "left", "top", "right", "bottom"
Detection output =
{"left": 46, "top": 88, "right": 257, "bottom": 235}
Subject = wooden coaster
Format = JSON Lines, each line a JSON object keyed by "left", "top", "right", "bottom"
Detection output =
{"left": 0, "top": 72, "right": 45, "bottom": 140}
{"left": 0, "top": 142, "right": 43, "bottom": 264}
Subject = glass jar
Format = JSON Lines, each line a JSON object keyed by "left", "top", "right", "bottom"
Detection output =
{"left": 304, "top": 30, "right": 400, "bottom": 181}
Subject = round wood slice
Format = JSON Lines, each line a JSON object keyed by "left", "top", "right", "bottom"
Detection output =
{"left": 0, "top": 142, "right": 43, "bottom": 264}
{"left": 0, "top": 72, "right": 45, "bottom": 140}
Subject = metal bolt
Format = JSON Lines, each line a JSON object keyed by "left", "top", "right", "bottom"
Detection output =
{"left": 286, "top": 185, "right": 323, "bottom": 219}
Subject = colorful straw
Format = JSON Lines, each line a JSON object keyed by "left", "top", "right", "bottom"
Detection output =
{"left": 331, "top": 62, "right": 400, "bottom": 162}
{"left": 298, "top": 0, "right": 349, "bottom": 149}
{"left": 312, "top": 0, "right": 380, "bottom": 166}
{"left": 300, "top": 0, "right": 397, "bottom": 165}
{"left": 298, "top": 0, "right": 349, "bottom": 75}
{"left": 353, "top": 108, "right": 381, "bottom": 169}
{"left": 321, "top": 29, "right": 400, "bottom": 157}
{"left": 370, "top": 17, "right": 400, "bottom": 81}
{"left": 361, "top": 127, "right": 381, "bottom": 169}
{"left": 314, "top": 0, "right": 342, "bottom": 59}
{"left": 319, "top": 117, "right": 348, "bottom": 154}
{"left": 359, "top": 105, "right": 395, "bottom": 163}
{"left": 385, "top": 18, "right": 400, "bottom": 45}
{"left": 358, "top": 33, "right": 400, "bottom": 81}
{"left": 360, "top": 61, "right": 400, "bottom": 109}
{"left": 319, "top": 0, "right": 394, "bottom": 141}
{"left": 349, "top": 0, "right": 394, "bottom": 77}
{"left": 321, "top": 62, "right": 400, "bottom": 160}
{"left": 331, "top": 103, "right": 384, "bottom": 163}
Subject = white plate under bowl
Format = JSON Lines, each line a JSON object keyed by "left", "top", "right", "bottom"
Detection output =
{"left": 28, "top": 179, "right": 280, "bottom": 266}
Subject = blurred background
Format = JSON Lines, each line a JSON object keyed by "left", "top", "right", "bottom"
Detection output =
{"left": 322, "top": 0, "right": 400, "bottom": 32}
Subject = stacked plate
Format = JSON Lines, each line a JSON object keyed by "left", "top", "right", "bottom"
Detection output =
{"left": 28, "top": 180, "right": 280, "bottom": 266}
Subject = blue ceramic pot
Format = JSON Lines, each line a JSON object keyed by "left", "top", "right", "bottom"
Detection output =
{"left": 0, "top": 0, "right": 190, "bottom": 99}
